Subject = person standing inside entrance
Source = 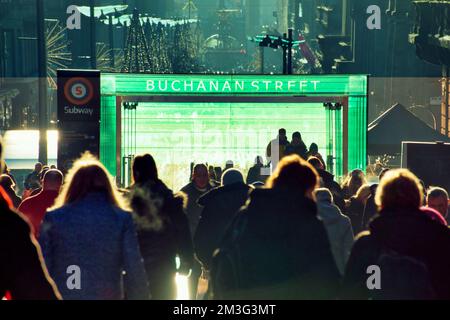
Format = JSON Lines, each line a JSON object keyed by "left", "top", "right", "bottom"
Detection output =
{"left": 285, "top": 131, "right": 308, "bottom": 160}
{"left": 266, "top": 128, "right": 290, "bottom": 166}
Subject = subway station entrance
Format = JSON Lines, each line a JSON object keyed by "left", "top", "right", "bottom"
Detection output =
{"left": 99, "top": 74, "right": 368, "bottom": 190}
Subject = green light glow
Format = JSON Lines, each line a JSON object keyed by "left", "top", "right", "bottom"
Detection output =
{"left": 101, "top": 74, "right": 368, "bottom": 96}
{"left": 123, "top": 102, "right": 328, "bottom": 191}
{"left": 100, "top": 74, "right": 368, "bottom": 188}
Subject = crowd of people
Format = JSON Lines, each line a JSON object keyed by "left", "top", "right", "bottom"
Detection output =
{"left": 0, "top": 128, "right": 450, "bottom": 300}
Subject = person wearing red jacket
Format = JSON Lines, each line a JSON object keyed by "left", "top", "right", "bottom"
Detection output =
{"left": 18, "top": 169, "right": 63, "bottom": 238}
{"left": 0, "top": 138, "right": 60, "bottom": 300}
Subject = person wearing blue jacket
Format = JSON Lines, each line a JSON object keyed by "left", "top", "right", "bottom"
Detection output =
{"left": 39, "top": 153, "right": 150, "bottom": 300}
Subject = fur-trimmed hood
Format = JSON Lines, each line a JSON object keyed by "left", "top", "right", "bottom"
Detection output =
{"left": 129, "top": 180, "right": 186, "bottom": 232}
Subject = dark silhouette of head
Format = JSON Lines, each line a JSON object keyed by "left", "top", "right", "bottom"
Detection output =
{"left": 292, "top": 132, "right": 302, "bottom": 144}
{"left": 221, "top": 168, "right": 244, "bottom": 186}
{"left": 267, "top": 154, "right": 319, "bottom": 198}
{"left": 344, "top": 169, "right": 367, "bottom": 198}
{"left": 43, "top": 169, "right": 64, "bottom": 191}
{"left": 308, "top": 156, "right": 324, "bottom": 171}
{"left": 309, "top": 143, "right": 319, "bottom": 154}
{"left": 255, "top": 156, "right": 263, "bottom": 166}
{"left": 0, "top": 174, "right": 15, "bottom": 192}
{"left": 39, "top": 166, "right": 50, "bottom": 181}
{"left": 379, "top": 168, "right": 390, "bottom": 181}
{"left": 225, "top": 160, "right": 234, "bottom": 170}
{"left": 278, "top": 128, "right": 287, "bottom": 140}
{"left": 214, "top": 167, "right": 223, "bottom": 181}
{"left": 35, "top": 162, "right": 43, "bottom": 173}
{"left": 192, "top": 164, "right": 209, "bottom": 189}
{"left": 427, "top": 187, "right": 449, "bottom": 218}
{"left": 132, "top": 154, "right": 158, "bottom": 185}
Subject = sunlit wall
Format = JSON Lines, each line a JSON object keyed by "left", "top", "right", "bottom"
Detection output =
{"left": 3, "top": 130, "right": 58, "bottom": 169}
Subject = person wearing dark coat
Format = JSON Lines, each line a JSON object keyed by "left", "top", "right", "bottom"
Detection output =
{"left": 180, "top": 164, "right": 214, "bottom": 235}
{"left": 345, "top": 184, "right": 371, "bottom": 235}
{"left": 361, "top": 184, "right": 378, "bottom": 230}
{"left": 285, "top": 131, "right": 308, "bottom": 160}
{"left": 361, "top": 169, "right": 390, "bottom": 230}
{"left": 0, "top": 138, "right": 60, "bottom": 300}
{"left": 308, "top": 157, "right": 346, "bottom": 214}
{"left": 0, "top": 187, "right": 60, "bottom": 300}
{"left": 246, "top": 156, "right": 265, "bottom": 185}
{"left": 195, "top": 169, "right": 252, "bottom": 271}
{"left": 24, "top": 162, "right": 43, "bottom": 191}
{"left": 212, "top": 155, "right": 340, "bottom": 300}
{"left": 0, "top": 174, "right": 22, "bottom": 208}
{"left": 129, "top": 154, "right": 194, "bottom": 300}
{"left": 180, "top": 163, "right": 213, "bottom": 299}
{"left": 342, "top": 169, "right": 450, "bottom": 300}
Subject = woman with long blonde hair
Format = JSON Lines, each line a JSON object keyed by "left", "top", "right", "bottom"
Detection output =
{"left": 39, "top": 153, "right": 149, "bottom": 300}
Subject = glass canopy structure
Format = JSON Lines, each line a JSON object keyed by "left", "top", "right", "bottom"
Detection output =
{"left": 100, "top": 74, "right": 368, "bottom": 190}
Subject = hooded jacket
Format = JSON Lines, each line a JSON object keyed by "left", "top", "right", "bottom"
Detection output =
{"left": 213, "top": 188, "right": 341, "bottom": 300}
{"left": 194, "top": 182, "right": 252, "bottom": 270}
{"left": 342, "top": 208, "right": 450, "bottom": 299}
{"left": 316, "top": 190, "right": 354, "bottom": 276}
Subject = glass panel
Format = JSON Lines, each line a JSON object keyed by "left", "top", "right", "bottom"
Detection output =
{"left": 122, "top": 101, "right": 327, "bottom": 191}
{"left": 100, "top": 95, "right": 117, "bottom": 176}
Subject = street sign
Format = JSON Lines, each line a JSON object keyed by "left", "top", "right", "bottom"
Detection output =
{"left": 57, "top": 69, "right": 101, "bottom": 173}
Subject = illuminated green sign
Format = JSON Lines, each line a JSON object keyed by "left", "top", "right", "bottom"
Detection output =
{"left": 100, "top": 73, "right": 368, "bottom": 187}
{"left": 101, "top": 74, "right": 368, "bottom": 96}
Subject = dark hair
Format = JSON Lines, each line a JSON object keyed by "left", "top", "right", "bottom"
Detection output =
{"left": 309, "top": 143, "right": 319, "bottom": 153}
{"left": 0, "top": 174, "right": 15, "bottom": 191}
{"left": 43, "top": 169, "right": 64, "bottom": 187}
{"left": 292, "top": 131, "right": 301, "bottom": 139}
{"left": 279, "top": 128, "right": 287, "bottom": 135}
{"left": 379, "top": 168, "right": 390, "bottom": 181}
{"left": 267, "top": 154, "right": 319, "bottom": 195}
{"left": 308, "top": 156, "right": 323, "bottom": 170}
{"left": 193, "top": 163, "right": 208, "bottom": 175}
{"left": 427, "top": 187, "right": 449, "bottom": 201}
{"left": 133, "top": 154, "right": 158, "bottom": 185}
{"left": 39, "top": 166, "right": 50, "bottom": 180}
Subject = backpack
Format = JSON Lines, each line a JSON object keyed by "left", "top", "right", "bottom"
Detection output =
{"left": 372, "top": 249, "right": 436, "bottom": 300}
{"left": 209, "top": 213, "right": 248, "bottom": 300}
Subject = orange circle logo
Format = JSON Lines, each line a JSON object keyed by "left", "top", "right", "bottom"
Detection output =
{"left": 64, "top": 77, "right": 94, "bottom": 106}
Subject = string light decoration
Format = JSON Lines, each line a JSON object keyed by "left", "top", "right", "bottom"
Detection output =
{"left": 45, "top": 19, "right": 72, "bottom": 89}
{"left": 122, "top": 9, "right": 152, "bottom": 73}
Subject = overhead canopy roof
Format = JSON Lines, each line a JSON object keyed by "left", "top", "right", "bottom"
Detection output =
{"left": 368, "top": 103, "right": 450, "bottom": 155}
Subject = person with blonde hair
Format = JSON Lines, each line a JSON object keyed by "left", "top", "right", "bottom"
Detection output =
{"left": 341, "top": 169, "right": 367, "bottom": 199}
{"left": 343, "top": 169, "right": 450, "bottom": 300}
{"left": 212, "top": 155, "right": 340, "bottom": 300}
{"left": 39, "top": 153, "right": 149, "bottom": 300}
{"left": 345, "top": 184, "right": 372, "bottom": 235}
